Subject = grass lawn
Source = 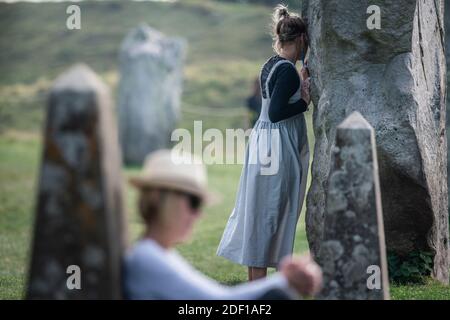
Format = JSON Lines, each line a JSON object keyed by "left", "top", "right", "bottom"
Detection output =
{"left": 1, "top": 131, "right": 449, "bottom": 299}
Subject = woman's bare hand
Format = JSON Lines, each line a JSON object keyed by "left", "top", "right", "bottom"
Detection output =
{"left": 300, "top": 66, "right": 309, "bottom": 81}
{"left": 300, "top": 77, "right": 311, "bottom": 105}
{"left": 280, "top": 254, "right": 322, "bottom": 297}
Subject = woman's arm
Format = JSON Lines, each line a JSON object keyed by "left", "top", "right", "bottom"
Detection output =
{"left": 151, "top": 264, "right": 298, "bottom": 300}
{"left": 268, "top": 65, "right": 308, "bottom": 123}
{"left": 215, "top": 273, "right": 299, "bottom": 300}
{"left": 124, "top": 247, "right": 298, "bottom": 300}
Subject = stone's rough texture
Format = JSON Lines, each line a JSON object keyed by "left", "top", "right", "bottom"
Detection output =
{"left": 118, "top": 24, "right": 186, "bottom": 165}
{"left": 319, "top": 112, "right": 389, "bottom": 300}
{"left": 302, "top": 0, "right": 449, "bottom": 283}
{"left": 445, "top": 1, "right": 450, "bottom": 224}
{"left": 27, "top": 64, "right": 127, "bottom": 299}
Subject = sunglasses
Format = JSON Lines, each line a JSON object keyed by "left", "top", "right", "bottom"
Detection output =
{"left": 175, "top": 191, "right": 203, "bottom": 211}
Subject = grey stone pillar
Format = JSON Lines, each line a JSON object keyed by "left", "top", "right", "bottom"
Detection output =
{"left": 319, "top": 111, "right": 389, "bottom": 300}
{"left": 118, "top": 24, "right": 186, "bottom": 165}
{"left": 445, "top": 0, "right": 450, "bottom": 260}
{"left": 26, "top": 64, "right": 127, "bottom": 299}
{"left": 302, "top": 0, "right": 449, "bottom": 283}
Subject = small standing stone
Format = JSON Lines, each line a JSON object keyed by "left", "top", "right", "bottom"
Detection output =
{"left": 26, "top": 64, "right": 127, "bottom": 299}
{"left": 319, "top": 111, "right": 390, "bottom": 300}
{"left": 118, "top": 24, "right": 186, "bottom": 165}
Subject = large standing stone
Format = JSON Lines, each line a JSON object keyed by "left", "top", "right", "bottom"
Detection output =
{"left": 118, "top": 24, "right": 186, "bottom": 165}
{"left": 445, "top": 0, "right": 450, "bottom": 230}
{"left": 319, "top": 111, "right": 389, "bottom": 300}
{"left": 26, "top": 64, "right": 127, "bottom": 299}
{"left": 302, "top": 0, "right": 449, "bottom": 283}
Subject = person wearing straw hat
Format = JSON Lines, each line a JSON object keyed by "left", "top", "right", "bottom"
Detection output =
{"left": 123, "top": 149, "right": 322, "bottom": 300}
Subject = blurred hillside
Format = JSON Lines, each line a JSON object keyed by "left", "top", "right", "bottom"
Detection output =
{"left": 0, "top": 0, "right": 286, "bottom": 84}
{"left": 214, "top": 0, "right": 300, "bottom": 6}
{"left": 0, "top": 0, "right": 304, "bottom": 133}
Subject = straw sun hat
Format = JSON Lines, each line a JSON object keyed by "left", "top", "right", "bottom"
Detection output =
{"left": 129, "top": 149, "right": 212, "bottom": 204}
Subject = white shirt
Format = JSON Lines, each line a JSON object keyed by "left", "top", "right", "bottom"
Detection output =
{"left": 123, "top": 238, "right": 298, "bottom": 300}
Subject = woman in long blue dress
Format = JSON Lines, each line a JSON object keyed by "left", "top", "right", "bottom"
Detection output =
{"left": 217, "top": 5, "right": 312, "bottom": 280}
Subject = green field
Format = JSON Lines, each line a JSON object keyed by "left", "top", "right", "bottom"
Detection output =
{"left": 1, "top": 133, "right": 449, "bottom": 299}
{"left": 0, "top": 0, "right": 449, "bottom": 299}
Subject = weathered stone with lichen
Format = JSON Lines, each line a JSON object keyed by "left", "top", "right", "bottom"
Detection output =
{"left": 445, "top": 0, "right": 450, "bottom": 234}
{"left": 302, "top": 0, "right": 449, "bottom": 284}
{"left": 26, "top": 64, "right": 127, "bottom": 299}
{"left": 319, "top": 111, "right": 389, "bottom": 300}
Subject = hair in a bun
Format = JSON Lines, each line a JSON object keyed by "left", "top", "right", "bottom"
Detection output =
{"left": 274, "top": 4, "right": 289, "bottom": 21}
{"left": 271, "top": 4, "right": 307, "bottom": 54}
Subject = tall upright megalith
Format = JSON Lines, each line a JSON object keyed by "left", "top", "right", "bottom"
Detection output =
{"left": 118, "top": 24, "right": 186, "bottom": 165}
{"left": 319, "top": 111, "right": 389, "bottom": 300}
{"left": 27, "top": 64, "right": 127, "bottom": 299}
{"left": 445, "top": 0, "right": 450, "bottom": 220}
{"left": 302, "top": 0, "right": 449, "bottom": 283}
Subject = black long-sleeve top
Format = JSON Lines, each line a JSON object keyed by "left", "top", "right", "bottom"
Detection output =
{"left": 260, "top": 55, "right": 308, "bottom": 123}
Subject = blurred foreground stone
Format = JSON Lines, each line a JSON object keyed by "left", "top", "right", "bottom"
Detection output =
{"left": 27, "top": 64, "right": 127, "bottom": 299}
{"left": 319, "top": 112, "right": 389, "bottom": 300}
